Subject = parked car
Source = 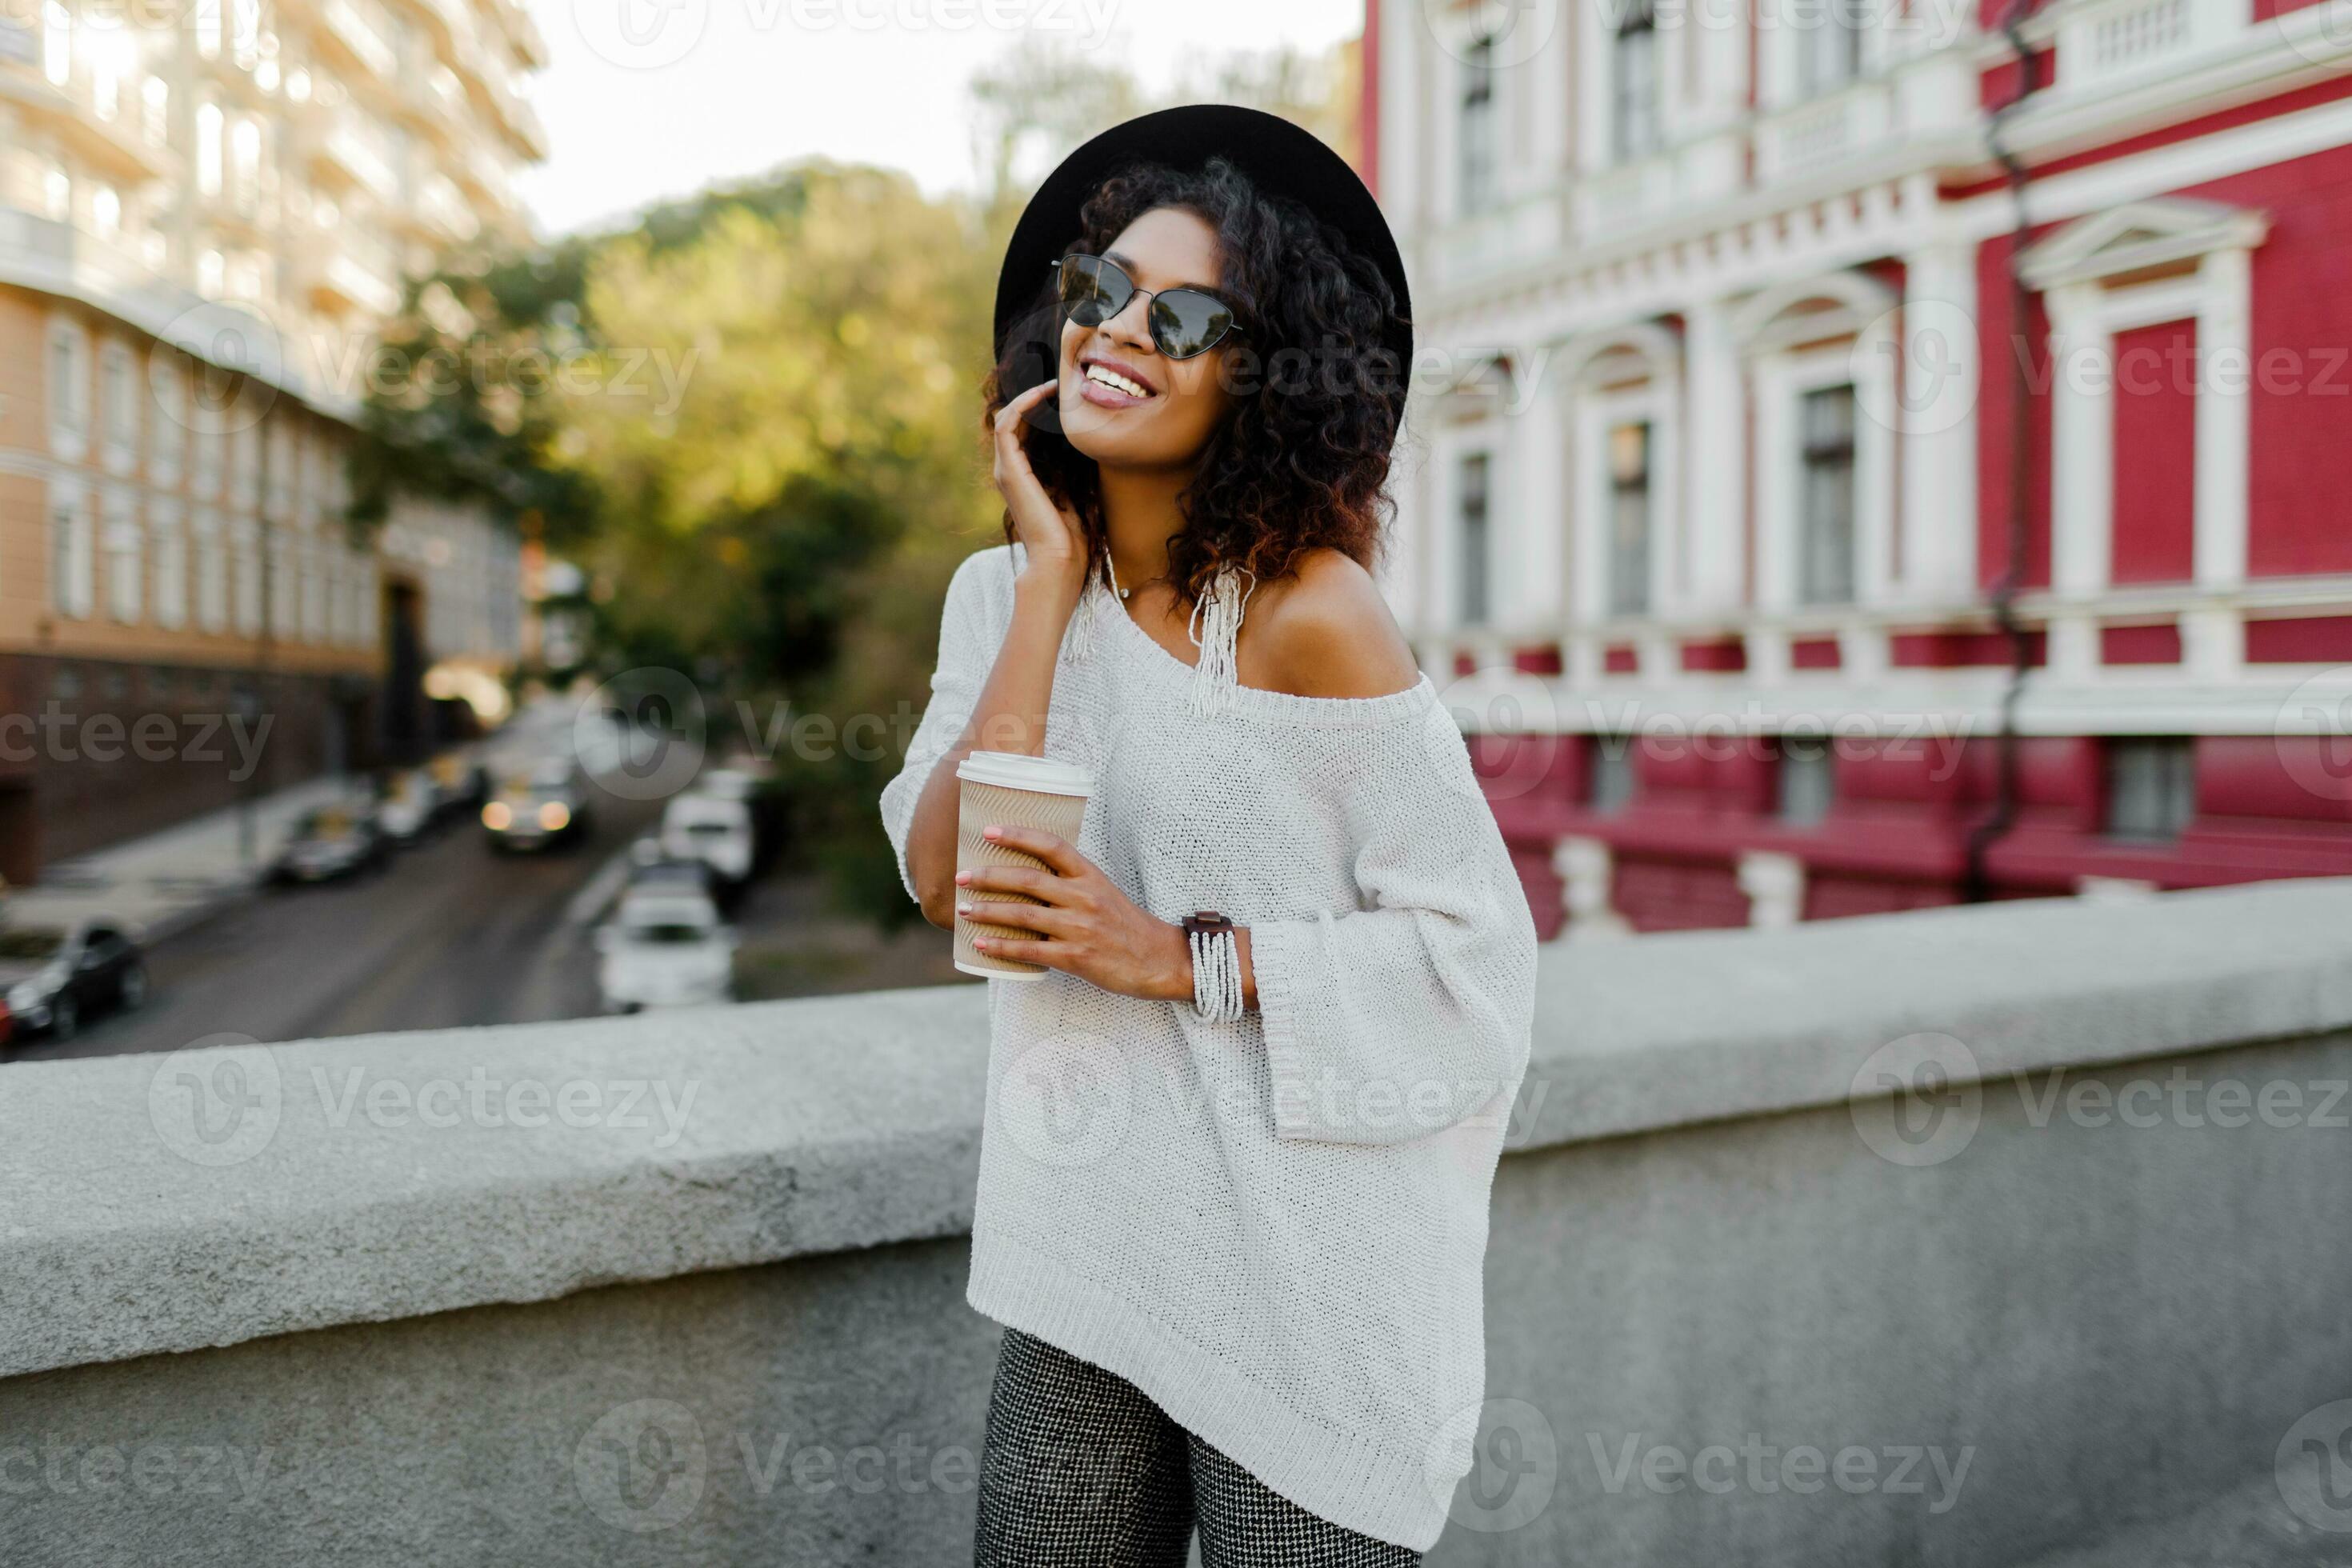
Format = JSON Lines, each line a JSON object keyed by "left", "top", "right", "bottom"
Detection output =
{"left": 376, "top": 769, "right": 441, "bottom": 845}
{"left": 428, "top": 751, "right": 490, "bottom": 818}
{"left": 594, "top": 883, "right": 737, "bottom": 1014}
{"left": 0, "top": 918, "right": 146, "bottom": 1044}
{"left": 628, "top": 854, "right": 717, "bottom": 898}
{"left": 482, "top": 757, "right": 595, "bottom": 853}
{"left": 703, "top": 758, "right": 787, "bottom": 867}
{"left": 661, "top": 790, "right": 755, "bottom": 887}
{"left": 271, "top": 805, "right": 391, "bottom": 883}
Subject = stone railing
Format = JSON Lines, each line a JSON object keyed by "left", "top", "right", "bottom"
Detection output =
{"left": 6, "top": 880, "right": 2352, "bottom": 1564}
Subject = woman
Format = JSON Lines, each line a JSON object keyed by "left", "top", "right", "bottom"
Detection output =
{"left": 879, "top": 105, "right": 1539, "bottom": 1565}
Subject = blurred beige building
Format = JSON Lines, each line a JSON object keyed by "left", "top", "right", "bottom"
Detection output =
{"left": 0, "top": 0, "right": 542, "bottom": 878}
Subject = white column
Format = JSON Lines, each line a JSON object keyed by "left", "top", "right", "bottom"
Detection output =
{"left": 2194, "top": 246, "right": 2250, "bottom": 594}
{"left": 1375, "top": 0, "right": 1424, "bottom": 230}
{"left": 1522, "top": 2, "right": 1571, "bottom": 188}
{"left": 1753, "top": 354, "right": 1797, "bottom": 614}
{"left": 1574, "top": 0, "right": 1612, "bottom": 175}
{"left": 2046, "top": 283, "right": 2109, "bottom": 682}
{"left": 1503, "top": 355, "right": 1568, "bottom": 633}
{"left": 1896, "top": 238, "right": 1981, "bottom": 606}
{"left": 1426, "top": 426, "right": 1463, "bottom": 638}
{"left": 2047, "top": 283, "right": 2112, "bottom": 600}
{"left": 1683, "top": 299, "right": 1746, "bottom": 614}
{"left": 1553, "top": 837, "right": 1631, "bottom": 942}
{"left": 1647, "top": 377, "right": 1684, "bottom": 620}
{"left": 1570, "top": 395, "right": 1612, "bottom": 630}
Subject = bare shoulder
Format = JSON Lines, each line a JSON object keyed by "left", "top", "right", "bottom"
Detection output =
{"left": 1247, "top": 549, "right": 1421, "bottom": 700}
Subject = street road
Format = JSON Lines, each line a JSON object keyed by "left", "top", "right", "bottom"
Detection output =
{"left": 14, "top": 794, "right": 661, "bottom": 1062}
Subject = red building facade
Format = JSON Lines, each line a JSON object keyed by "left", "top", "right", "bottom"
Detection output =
{"left": 1370, "top": 0, "right": 2352, "bottom": 937}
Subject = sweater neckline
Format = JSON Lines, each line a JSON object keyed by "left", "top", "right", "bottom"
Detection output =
{"left": 1089, "top": 566, "right": 1439, "bottom": 729}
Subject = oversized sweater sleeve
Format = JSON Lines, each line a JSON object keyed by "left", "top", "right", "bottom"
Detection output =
{"left": 1247, "top": 698, "right": 1541, "bottom": 1146}
{"left": 878, "top": 546, "right": 1012, "bottom": 906}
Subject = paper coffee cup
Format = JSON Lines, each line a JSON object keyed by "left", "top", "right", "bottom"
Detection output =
{"left": 953, "top": 750, "right": 1094, "bottom": 980}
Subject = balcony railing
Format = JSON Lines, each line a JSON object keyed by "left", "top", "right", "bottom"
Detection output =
{"left": 1431, "top": 187, "right": 1570, "bottom": 293}
{"left": 321, "top": 0, "right": 400, "bottom": 79}
{"left": 4, "top": 882, "right": 2350, "bottom": 1561}
{"left": 1754, "top": 78, "right": 1900, "bottom": 182}
{"left": 314, "top": 113, "right": 402, "bottom": 202}
{"left": 2054, "top": 0, "right": 2245, "bottom": 91}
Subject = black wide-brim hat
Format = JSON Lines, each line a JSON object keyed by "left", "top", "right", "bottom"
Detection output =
{"left": 993, "top": 103, "right": 1414, "bottom": 423}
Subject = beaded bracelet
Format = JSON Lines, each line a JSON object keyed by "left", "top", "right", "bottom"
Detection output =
{"left": 1188, "top": 927, "right": 1244, "bottom": 1023}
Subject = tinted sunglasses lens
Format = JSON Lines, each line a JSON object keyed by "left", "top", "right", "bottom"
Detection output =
{"left": 1058, "top": 256, "right": 1128, "bottom": 328}
{"left": 1151, "top": 291, "right": 1234, "bottom": 358}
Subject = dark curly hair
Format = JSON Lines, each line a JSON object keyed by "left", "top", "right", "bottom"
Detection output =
{"left": 982, "top": 156, "right": 1405, "bottom": 612}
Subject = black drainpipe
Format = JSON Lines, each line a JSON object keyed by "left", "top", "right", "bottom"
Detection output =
{"left": 1964, "top": 0, "right": 2047, "bottom": 905}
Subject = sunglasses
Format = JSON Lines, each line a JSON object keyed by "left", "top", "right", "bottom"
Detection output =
{"left": 1052, "top": 253, "right": 1244, "bottom": 361}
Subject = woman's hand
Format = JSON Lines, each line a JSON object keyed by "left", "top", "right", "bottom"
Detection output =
{"left": 992, "top": 381, "right": 1090, "bottom": 604}
{"left": 955, "top": 824, "right": 1190, "bottom": 1002}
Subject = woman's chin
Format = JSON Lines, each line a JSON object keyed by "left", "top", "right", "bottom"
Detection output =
{"left": 1062, "top": 427, "right": 1153, "bottom": 468}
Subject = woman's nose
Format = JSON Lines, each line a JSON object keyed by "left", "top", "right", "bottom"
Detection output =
{"left": 1098, "top": 290, "right": 1156, "bottom": 352}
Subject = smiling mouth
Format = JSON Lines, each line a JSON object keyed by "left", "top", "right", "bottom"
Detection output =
{"left": 1082, "top": 361, "right": 1155, "bottom": 401}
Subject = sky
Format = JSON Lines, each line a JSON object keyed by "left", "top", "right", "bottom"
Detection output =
{"left": 513, "top": 0, "right": 1366, "bottom": 240}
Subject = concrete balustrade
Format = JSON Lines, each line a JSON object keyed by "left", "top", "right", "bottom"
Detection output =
{"left": 6, "top": 879, "right": 2351, "bottom": 1565}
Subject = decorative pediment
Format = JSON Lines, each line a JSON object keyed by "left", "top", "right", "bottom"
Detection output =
{"left": 1730, "top": 270, "right": 1898, "bottom": 356}
{"left": 1561, "top": 320, "right": 1683, "bottom": 389}
{"left": 2018, "top": 198, "right": 2269, "bottom": 289}
{"left": 1437, "top": 354, "right": 1516, "bottom": 425}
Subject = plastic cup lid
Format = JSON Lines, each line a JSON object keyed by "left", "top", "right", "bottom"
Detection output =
{"left": 955, "top": 750, "right": 1094, "bottom": 798}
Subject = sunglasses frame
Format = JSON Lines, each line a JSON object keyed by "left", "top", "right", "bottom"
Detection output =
{"left": 1050, "top": 254, "right": 1246, "bottom": 362}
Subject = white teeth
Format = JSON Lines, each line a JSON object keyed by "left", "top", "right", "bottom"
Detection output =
{"left": 1086, "top": 363, "right": 1150, "bottom": 398}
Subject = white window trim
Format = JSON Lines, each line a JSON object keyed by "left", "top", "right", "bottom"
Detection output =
{"left": 194, "top": 508, "right": 229, "bottom": 633}
{"left": 1573, "top": 380, "right": 1681, "bottom": 630}
{"left": 2044, "top": 258, "right": 2253, "bottom": 600}
{"left": 2032, "top": 202, "right": 2260, "bottom": 682}
{"left": 1758, "top": 0, "right": 1892, "bottom": 111}
{"left": 99, "top": 340, "right": 138, "bottom": 474}
{"left": 229, "top": 422, "right": 261, "bottom": 512}
{"left": 103, "top": 488, "right": 142, "bottom": 624}
{"left": 1429, "top": 425, "right": 1502, "bottom": 639}
{"left": 1754, "top": 343, "right": 1896, "bottom": 617}
{"left": 147, "top": 351, "right": 186, "bottom": 487}
{"left": 150, "top": 501, "right": 188, "bottom": 630}
{"left": 49, "top": 478, "right": 95, "bottom": 620}
{"left": 190, "top": 420, "right": 223, "bottom": 499}
{"left": 1577, "top": 0, "right": 1670, "bottom": 174}
{"left": 230, "top": 518, "right": 262, "bottom": 637}
{"left": 46, "top": 315, "right": 91, "bottom": 462}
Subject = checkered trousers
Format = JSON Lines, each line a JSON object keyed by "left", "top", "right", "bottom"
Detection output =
{"left": 971, "top": 1327, "right": 1424, "bottom": 1568}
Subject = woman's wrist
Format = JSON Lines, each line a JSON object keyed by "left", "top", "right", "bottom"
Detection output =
{"left": 1013, "top": 561, "right": 1086, "bottom": 621}
{"left": 1148, "top": 919, "right": 1193, "bottom": 1003}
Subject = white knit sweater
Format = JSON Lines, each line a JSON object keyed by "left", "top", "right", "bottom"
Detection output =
{"left": 878, "top": 542, "right": 1538, "bottom": 1551}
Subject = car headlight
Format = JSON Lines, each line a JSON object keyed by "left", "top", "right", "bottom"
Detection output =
{"left": 483, "top": 801, "right": 512, "bottom": 830}
{"left": 538, "top": 801, "right": 570, "bottom": 832}
{"left": 8, "top": 981, "right": 43, "bottom": 1012}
